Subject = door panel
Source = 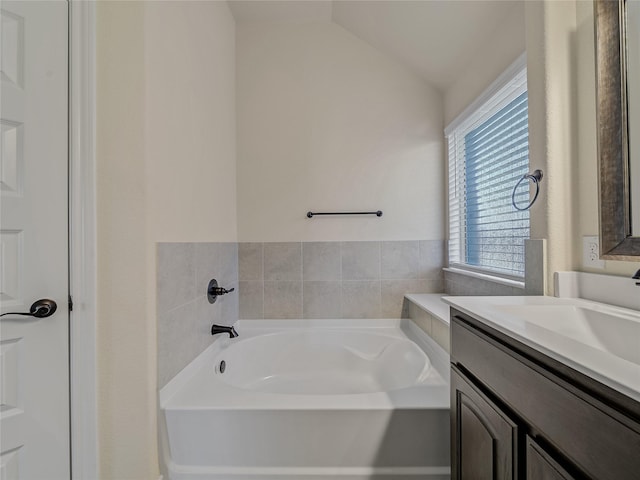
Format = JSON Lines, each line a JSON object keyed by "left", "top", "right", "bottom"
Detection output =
{"left": 0, "top": 2, "right": 69, "bottom": 478}
{"left": 526, "top": 436, "right": 576, "bottom": 480}
{"left": 452, "top": 367, "right": 518, "bottom": 480}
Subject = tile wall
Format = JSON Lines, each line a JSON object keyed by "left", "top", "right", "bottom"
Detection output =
{"left": 443, "top": 239, "right": 546, "bottom": 296}
{"left": 156, "top": 238, "right": 542, "bottom": 385}
{"left": 238, "top": 241, "right": 445, "bottom": 319}
{"left": 156, "top": 242, "right": 238, "bottom": 388}
{"left": 444, "top": 270, "right": 524, "bottom": 296}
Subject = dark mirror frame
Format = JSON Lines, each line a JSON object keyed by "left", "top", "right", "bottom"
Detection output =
{"left": 595, "top": 0, "right": 640, "bottom": 259}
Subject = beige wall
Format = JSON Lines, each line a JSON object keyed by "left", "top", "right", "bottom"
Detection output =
{"left": 525, "top": 0, "right": 579, "bottom": 293}
{"left": 95, "top": 1, "right": 640, "bottom": 478}
{"left": 575, "top": 0, "right": 639, "bottom": 275}
{"left": 96, "top": 2, "right": 237, "bottom": 478}
{"left": 444, "top": 2, "right": 526, "bottom": 126}
{"left": 441, "top": 1, "right": 527, "bottom": 295}
{"left": 145, "top": 1, "right": 237, "bottom": 243}
{"left": 443, "top": 0, "right": 639, "bottom": 293}
{"left": 629, "top": 1, "right": 640, "bottom": 235}
{"left": 236, "top": 21, "right": 444, "bottom": 242}
{"left": 527, "top": 0, "right": 638, "bottom": 281}
{"left": 525, "top": 0, "right": 639, "bottom": 288}
{"left": 97, "top": 3, "right": 154, "bottom": 478}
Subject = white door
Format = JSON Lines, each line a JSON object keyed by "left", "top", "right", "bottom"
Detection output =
{"left": 0, "top": 1, "right": 70, "bottom": 478}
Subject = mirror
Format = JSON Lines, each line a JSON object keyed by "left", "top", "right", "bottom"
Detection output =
{"left": 595, "top": 0, "right": 640, "bottom": 258}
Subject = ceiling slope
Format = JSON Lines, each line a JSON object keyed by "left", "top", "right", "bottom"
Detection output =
{"left": 229, "top": 0, "right": 524, "bottom": 91}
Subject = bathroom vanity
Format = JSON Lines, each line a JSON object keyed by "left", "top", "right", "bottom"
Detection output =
{"left": 444, "top": 296, "right": 640, "bottom": 480}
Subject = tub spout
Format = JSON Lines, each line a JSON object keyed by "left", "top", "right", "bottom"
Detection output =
{"left": 211, "top": 324, "right": 238, "bottom": 338}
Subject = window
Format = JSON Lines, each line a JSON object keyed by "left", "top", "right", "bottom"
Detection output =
{"left": 446, "top": 56, "right": 529, "bottom": 279}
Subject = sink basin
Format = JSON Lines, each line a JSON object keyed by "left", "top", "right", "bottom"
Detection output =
{"left": 494, "top": 304, "right": 640, "bottom": 365}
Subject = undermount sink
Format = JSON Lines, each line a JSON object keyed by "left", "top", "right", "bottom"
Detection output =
{"left": 494, "top": 304, "right": 640, "bottom": 365}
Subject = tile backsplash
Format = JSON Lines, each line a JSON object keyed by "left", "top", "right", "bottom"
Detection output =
{"left": 238, "top": 241, "right": 444, "bottom": 319}
{"left": 156, "top": 242, "right": 238, "bottom": 388}
{"left": 157, "top": 240, "right": 445, "bottom": 385}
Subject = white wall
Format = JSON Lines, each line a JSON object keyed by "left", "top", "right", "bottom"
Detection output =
{"left": 236, "top": 21, "right": 443, "bottom": 242}
{"left": 96, "top": 2, "right": 237, "bottom": 478}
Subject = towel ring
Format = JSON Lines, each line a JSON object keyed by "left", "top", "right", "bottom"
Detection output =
{"left": 512, "top": 169, "right": 543, "bottom": 211}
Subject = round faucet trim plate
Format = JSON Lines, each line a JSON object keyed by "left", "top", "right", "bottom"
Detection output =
{"left": 217, "top": 360, "right": 226, "bottom": 374}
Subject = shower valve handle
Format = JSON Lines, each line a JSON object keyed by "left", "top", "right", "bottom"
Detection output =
{"left": 207, "top": 279, "right": 235, "bottom": 304}
{"left": 212, "top": 286, "right": 235, "bottom": 295}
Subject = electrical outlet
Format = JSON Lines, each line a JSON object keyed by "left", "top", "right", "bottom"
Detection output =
{"left": 583, "top": 236, "right": 605, "bottom": 268}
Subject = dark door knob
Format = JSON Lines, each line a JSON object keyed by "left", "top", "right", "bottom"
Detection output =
{"left": 0, "top": 299, "right": 58, "bottom": 318}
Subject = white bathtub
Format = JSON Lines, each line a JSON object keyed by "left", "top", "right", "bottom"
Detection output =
{"left": 160, "top": 319, "right": 450, "bottom": 480}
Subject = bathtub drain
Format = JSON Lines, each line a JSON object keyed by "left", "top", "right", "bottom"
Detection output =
{"left": 218, "top": 360, "right": 226, "bottom": 374}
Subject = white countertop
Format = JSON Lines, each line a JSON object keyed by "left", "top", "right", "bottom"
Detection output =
{"left": 442, "top": 295, "right": 640, "bottom": 404}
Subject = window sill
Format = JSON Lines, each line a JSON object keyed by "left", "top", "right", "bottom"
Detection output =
{"left": 443, "top": 267, "right": 525, "bottom": 289}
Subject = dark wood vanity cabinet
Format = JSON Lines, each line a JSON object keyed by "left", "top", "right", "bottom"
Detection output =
{"left": 525, "top": 436, "right": 574, "bottom": 480}
{"left": 450, "top": 309, "right": 640, "bottom": 480}
{"left": 451, "top": 367, "right": 518, "bottom": 480}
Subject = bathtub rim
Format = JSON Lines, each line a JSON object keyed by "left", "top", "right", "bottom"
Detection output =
{"left": 158, "top": 319, "right": 451, "bottom": 480}
{"left": 160, "top": 318, "right": 450, "bottom": 410}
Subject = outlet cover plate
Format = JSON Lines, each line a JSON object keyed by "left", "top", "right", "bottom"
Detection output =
{"left": 583, "top": 236, "right": 605, "bottom": 269}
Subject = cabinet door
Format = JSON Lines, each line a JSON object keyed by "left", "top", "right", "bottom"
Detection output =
{"left": 451, "top": 367, "right": 519, "bottom": 480}
{"left": 526, "top": 436, "right": 576, "bottom": 480}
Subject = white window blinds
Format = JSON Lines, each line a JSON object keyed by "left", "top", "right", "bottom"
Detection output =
{"left": 446, "top": 58, "right": 529, "bottom": 279}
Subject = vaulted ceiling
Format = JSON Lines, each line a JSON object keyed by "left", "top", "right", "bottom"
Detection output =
{"left": 228, "top": 0, "right": 523, "bottom": 91}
